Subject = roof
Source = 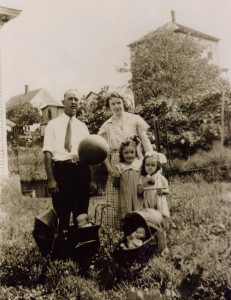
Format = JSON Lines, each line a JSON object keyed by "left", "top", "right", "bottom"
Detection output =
{"left": 6, "top": 88, "right": 59, "bottom": 109}
{"left": 85, "top": 91, "right": 98, "bottom": 99}
{"left": 173, "top": 22, "right": 219, "bottom": 42}
{"left": 128, "top": 21, "right": 219, "bottom": 47}
{"left": 41, "top": 104, "right": 64, "bottom": 110}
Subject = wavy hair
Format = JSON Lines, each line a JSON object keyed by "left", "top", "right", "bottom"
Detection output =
{"left": 119, "top": 136, "right": 140, "bottom": 163}
{"left": 105, "top": 92, "right": 129, "bottom": 111}
{"left": 140, "top": 153, "right": 161, "bottom": 176}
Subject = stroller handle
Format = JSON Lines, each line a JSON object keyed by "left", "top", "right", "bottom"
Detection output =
{"left": 94, "top": 204, "right": 111, "bottom": 226}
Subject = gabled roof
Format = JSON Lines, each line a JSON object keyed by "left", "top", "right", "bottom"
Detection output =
{"left": 6, "top": 88, "right": 59, "bottom": 109}
{"left": 85, "top": 91, "right": 98, "bottom": 99}
{"left": 128, "top": 21, "right": 219, "bottom": 47}
{"left": 173, "top": 22, "right": 219, "bottom": 42}
{"left": 6, "top": 88, "right": 42, "bottom": 108}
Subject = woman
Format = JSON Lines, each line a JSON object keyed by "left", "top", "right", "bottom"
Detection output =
{"left": 98, "top": 92, "right": 152, "bottom": 228}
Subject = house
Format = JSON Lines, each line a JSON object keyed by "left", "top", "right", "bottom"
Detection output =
{"left": 128, "top": 11, "right": 220, "bottom": 66}
{"left": 40, "top": 104, "right": 64, "bottom": 136}
{"left": 85, "top": 91, "right": 98, "bottom": 110}
{"left": 128, "top": 11, "right": 221, "bottom": 104}
{"left": 0, "top": 6, "right": 21, "bottom": 180}
{"left": 6, "top": 85, "right": 60, "bottom": 111}
{"left": 6, "top": 85, "right": 64, "bottom": 137}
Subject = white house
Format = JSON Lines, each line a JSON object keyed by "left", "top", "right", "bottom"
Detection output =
{"left": 0, "top": 6, "right": 21, "bottom": 180}
{"left": 6, "top": 85, "right": 60, "bottom": 111}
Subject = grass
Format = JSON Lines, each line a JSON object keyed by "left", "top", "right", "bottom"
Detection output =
{"left": 1, "top": 174, "right": 231, "bottom": 299}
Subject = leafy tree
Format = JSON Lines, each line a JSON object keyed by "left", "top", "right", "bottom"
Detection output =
{"left": 119, "top": 28, "right": 231, "bottom": 156}
{"left": 77, "top": 88, "right": 111, "bottom": 134}
{"left": 129, "top": 28, "right": 221, "bottom": 104}
{"left": 6, "top": 102, "right": 42, "bottom": 127}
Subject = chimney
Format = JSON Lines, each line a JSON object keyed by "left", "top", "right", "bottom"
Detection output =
{"left": 171, "top": 10, "right": 176, "bottom": 23}
{"left": 25, "top": 84, "right": 29, "bottom": 94}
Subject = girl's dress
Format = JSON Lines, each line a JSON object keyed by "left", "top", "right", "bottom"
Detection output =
{"left": 117, "top": 159, "right": 143, "bottom": 219}
{"left": 98, "top": 112, "right": 149, "bottom": 228}
{"left": 139, "top": 170, "right": 170, "bottom": 218}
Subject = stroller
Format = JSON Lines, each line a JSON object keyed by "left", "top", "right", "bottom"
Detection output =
{"left": 113, "top": 208, "right": 166, "bottom": 264}
{"left": 32, "top": 204, "right": 109, "bottom": 263}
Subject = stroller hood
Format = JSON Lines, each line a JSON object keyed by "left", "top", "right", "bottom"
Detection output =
{"left": 123, "top": 208, "right": 163, "bottom": 239}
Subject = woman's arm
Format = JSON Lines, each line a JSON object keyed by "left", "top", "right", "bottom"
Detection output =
{"left": 99, "top": 132, "right": 115, "bottom": 177}
{"left": 137, "top": 127, "right": 152, "bottom": 153}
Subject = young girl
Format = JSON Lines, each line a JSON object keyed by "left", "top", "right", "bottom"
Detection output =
{"left": 138, "top": 152, "right": 170, "bottom": 218}
{"left": 113, "top": 136, "right": 143, "bottom": 219}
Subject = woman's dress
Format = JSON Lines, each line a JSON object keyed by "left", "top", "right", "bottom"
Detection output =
{"left": 98, "top": 112, "right": 149, "bottom": 228}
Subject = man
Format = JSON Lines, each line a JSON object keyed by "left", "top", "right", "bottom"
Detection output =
{"left": 43, "top": 89, "right": 92, "bottom": 236}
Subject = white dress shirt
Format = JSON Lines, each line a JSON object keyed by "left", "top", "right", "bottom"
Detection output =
{"left": 43, "top": 113, "right": 90, "bottom": 161}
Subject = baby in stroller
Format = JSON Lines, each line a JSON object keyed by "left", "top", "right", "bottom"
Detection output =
{"left": 120, "top": 227, "right": 146, "bottom": 250}
{"left": 76, "top": 213, "right": 93, "bottom": 228}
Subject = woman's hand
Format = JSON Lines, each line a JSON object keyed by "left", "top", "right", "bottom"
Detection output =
{"left": 106, "top": 166, "right": 118, "bottom": 178}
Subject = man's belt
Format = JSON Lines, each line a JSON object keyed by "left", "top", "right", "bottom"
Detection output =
{"left": 53, "top": 159, "right": 81, "bottom": 166}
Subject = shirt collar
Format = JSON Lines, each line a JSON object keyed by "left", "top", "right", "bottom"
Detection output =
{"left": 62, "top": 113, "right": 75, "bottom": 121}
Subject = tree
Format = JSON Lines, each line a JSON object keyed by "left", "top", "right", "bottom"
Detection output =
{"left": 119, "top": 28, "right": 231, "bottom": 156}
{"left": 129, "top": 28, "right": 221, "bottom": 104}
{"left": 6, "top": 102, "right": 42, "bottom": 127}
{"left": 77, "top": 87, "right": 111, "bottom": 134}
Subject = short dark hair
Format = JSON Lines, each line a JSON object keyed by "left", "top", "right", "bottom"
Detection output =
{"left": 140, "top": 154, "right": 161, "bottom": 176}
{"left": 105, "top": 92, "right": 128, "bottom": 110}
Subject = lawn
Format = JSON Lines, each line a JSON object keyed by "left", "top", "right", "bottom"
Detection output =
{"left": 1, "top": 174, "right": 231, "bottom": 299}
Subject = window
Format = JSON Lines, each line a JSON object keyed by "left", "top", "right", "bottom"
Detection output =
{"left": 48, "top": 109, "right": 52, "bottom": 119}
{"left": 208, "top": 51, "right": 213, "bottom": 60}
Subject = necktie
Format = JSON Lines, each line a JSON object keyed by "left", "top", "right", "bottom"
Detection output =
{"left": 64, "top": 117, "right": 72, "bottom": 152}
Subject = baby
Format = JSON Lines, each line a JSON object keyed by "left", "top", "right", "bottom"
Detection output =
{"left": 120, "top": 227, "right": 146, "bottom": 250}
{"left": 76, "top": 213, "right": 92, "bottom": 228}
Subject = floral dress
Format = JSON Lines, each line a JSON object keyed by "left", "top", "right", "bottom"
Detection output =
{"left": 98, "top": 112, "right": 149, "bottom": 228}
{"left": 118, "top": 159, "right": 143, "bottom": 219}
{"left": 139, "top": 170, "right": 170, "bottom": 218}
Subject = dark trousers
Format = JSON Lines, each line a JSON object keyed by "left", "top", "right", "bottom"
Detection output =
{"left": 52, "top": 163, "right": 91, "bottom": 234}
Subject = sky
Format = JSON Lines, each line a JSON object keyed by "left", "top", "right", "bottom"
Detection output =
{"left": 1, "top": 0, "right": 231, "bottom": 104}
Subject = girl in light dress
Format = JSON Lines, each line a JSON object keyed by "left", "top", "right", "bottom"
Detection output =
{"left": 138, "top": 152, "right": 170, "bottom": 218}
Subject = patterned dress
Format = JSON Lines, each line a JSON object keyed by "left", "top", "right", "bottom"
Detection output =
{"left": 118, "top": 159, "right": 143, "bottom": 219}
{"left": 98, "top": 112, "right": 149, "bottom": 228}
